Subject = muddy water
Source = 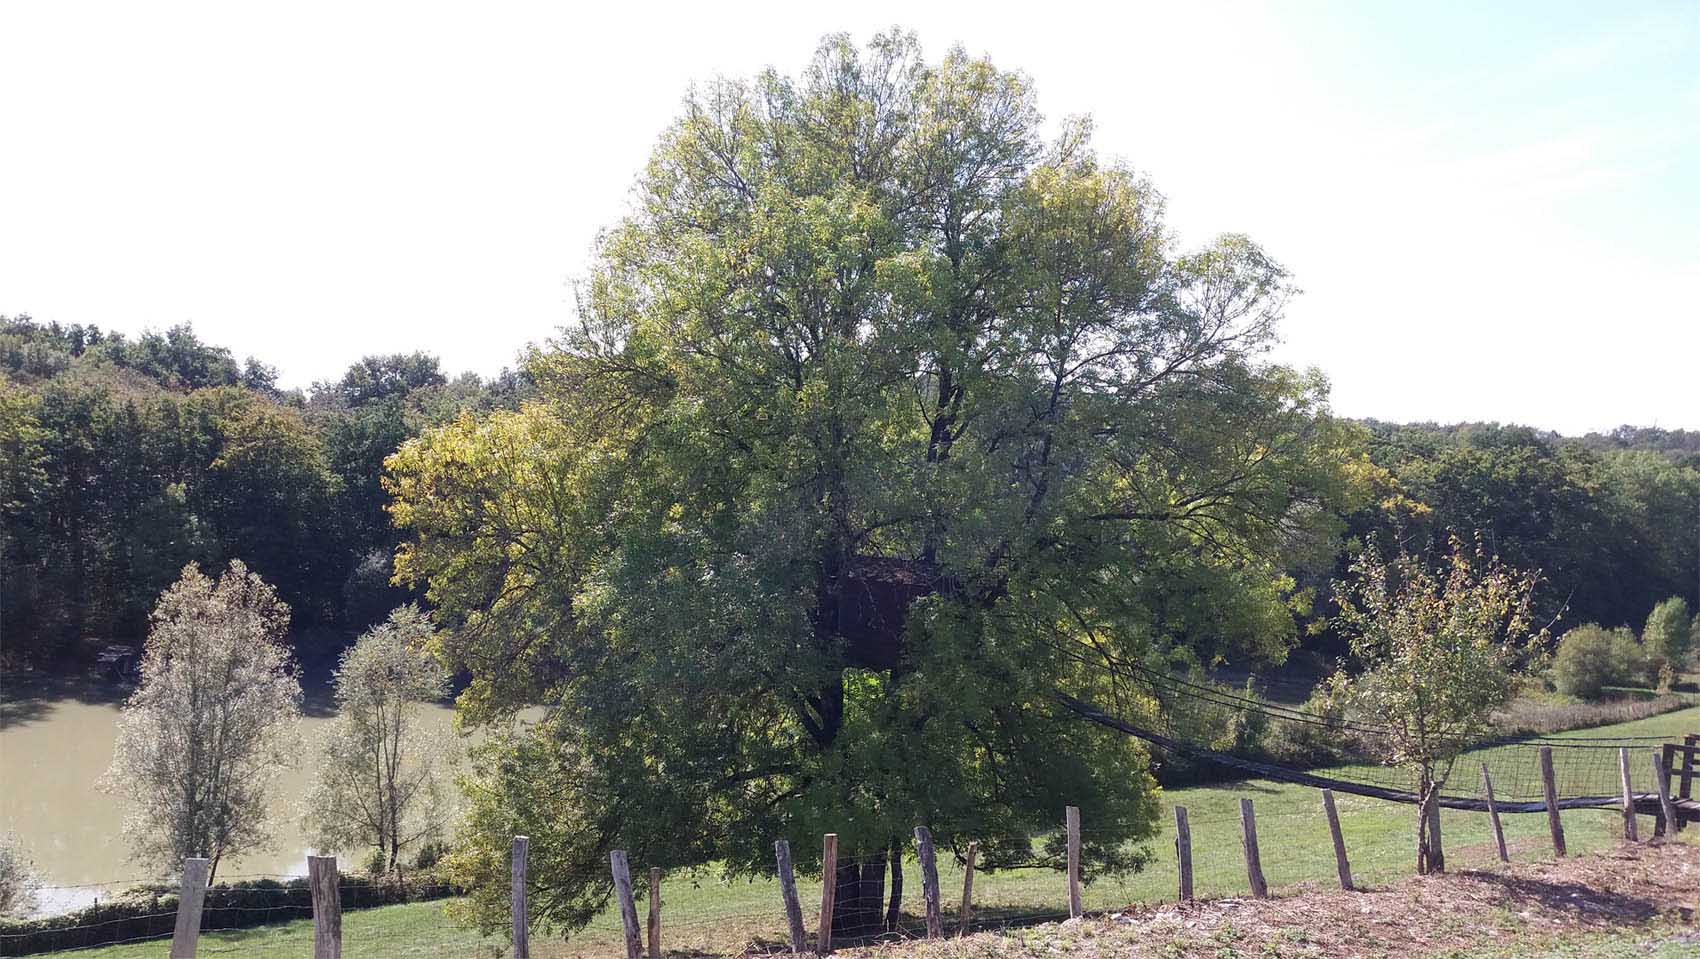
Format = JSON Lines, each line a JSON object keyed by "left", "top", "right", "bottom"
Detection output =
{"left": 0, "top": 676, "right": 465, "bottom": 913}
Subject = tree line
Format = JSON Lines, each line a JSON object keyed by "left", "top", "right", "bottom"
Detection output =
{"left": 0, "top": 315, "right": 533, "bottom": 668}
{"left": 3, "top": 316, "right": 1693, "bottom": 671}
{"left": 1346, "top": 420, "right": 1700, "bottom": 635}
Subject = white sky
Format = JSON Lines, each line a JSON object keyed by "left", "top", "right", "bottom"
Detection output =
{"left": 2, "top": 1, "right": 1696, "bottom": 434}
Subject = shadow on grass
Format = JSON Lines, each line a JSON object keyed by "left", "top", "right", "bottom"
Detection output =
{"left": 1458, "top": 868, "right": 1670, "bottom": 922}
{"left": 0, "top": 672, "right": 129, "bottom": 729}
{"left": 0, "top": 661, "right": 350, "bottom": 724}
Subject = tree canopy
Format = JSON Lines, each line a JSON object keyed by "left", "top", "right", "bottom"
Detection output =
{"left": 388, "top": 31, "right": 1367, "bottom": 935}
{"left": 1329, "top": 539, "right": 1545, "bottom": 873}
{"left": 0, "top": 315, "right": 534, "bottom": 666}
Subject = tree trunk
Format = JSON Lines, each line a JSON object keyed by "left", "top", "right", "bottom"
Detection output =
{"left": 830, "top": 851, "right": 887, "bottom": 940}
{"left": 885, "top": 838, "right": 904, "bottom": 932}
{"left": 1426, "top": 791, "right": 1445, "bottom": 874}
{"left": 1415, "top": 776, "right": 1445, "bottom": 875}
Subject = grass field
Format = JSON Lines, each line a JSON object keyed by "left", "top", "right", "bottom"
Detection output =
{"left": 48, "top": 706, "right": 1700, "bottom": 958}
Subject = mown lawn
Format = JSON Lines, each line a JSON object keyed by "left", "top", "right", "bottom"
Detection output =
{"left": 52, "top": 706, "right": 1700, "bottom": 958}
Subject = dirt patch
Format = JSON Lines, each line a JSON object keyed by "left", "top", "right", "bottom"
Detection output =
{"left": 844, "top": 840, "right": 1700, "bottom": 959}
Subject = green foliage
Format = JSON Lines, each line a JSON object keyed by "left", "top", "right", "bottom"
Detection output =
{"left": 0, "top": 314, "right": 529, "bottom": 666}
{"left": 394, "top": 31, "right": 1366, "bottom": 936}
{"left": 301, "top": 606, "right": 456, "bottom": 876}
{"left": 1355, "top": 421, "right": 1700, "bottom": 633}
{"left": 321, "top": 353, "right": 446, "bottom": 407}
{"left": 1330, "top": 538, "right": 1545, "bottom": 872}
{"left": 1263, "top": 680, "right": 1354, "bottom": 767}
{"left": 1334, "top": 540, "right": 1545, "bottom": 779}
{"left": 1551, "top": 625, "right": 1630, "bottom": 700}
{"left": 1642, "top": 597, "right": 1692, "bottom": 676}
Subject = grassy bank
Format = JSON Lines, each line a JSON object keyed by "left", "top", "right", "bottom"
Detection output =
{"left": 49, "top": 706, "right": 1700, "bottom": 958}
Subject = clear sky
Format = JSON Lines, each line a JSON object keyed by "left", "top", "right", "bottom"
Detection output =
{"left": 2, "top": 1, "right": 1695, "bottom": 434}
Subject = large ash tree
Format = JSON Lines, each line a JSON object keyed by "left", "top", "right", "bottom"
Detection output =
{"left": 388, "top": 32, "right": 1362, "bottom": 938}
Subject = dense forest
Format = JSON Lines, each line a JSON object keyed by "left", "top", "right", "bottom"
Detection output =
{"left": 0, "top": 314, "right": 533, "bottom": 668}
{"left": 0, "top": 313, "right": 1695, "bottom": 671}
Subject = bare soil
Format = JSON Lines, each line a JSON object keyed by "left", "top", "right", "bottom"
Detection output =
{"left": 843, "top": 839, "right": 1699, "bottom": 959}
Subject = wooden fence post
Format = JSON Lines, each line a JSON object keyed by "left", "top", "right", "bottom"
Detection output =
{"left": 511, "top": 836, "right": 529, "bottom": 959}
{"left": 1481, "top": 764, "right": 1509, "bottom": 862}
{"left": 913, "top": 827, "right": 943, "bottom": 939}
{"left": 1539, "top": 746, "right": 1566, "bottom": 856}
{"left": 1618, "top": 748, "right": 1639, "bottom": 842}
{"left": 1173, "top": 806, "right": 1193, "bottom": 901}
{"left": 775, "top": 840, "right": 807, "bottom": 954}
{"left": 1682, "top": 735, "right": 1697, "bottom": 805}
{"left": 648, "top": 867, "right": 662, "bottom": 959}
{"left": 168, "top": 857, "right": 208, "bottom": 959}
{"left": 1676, "top": 737, "right": 1696, "bottom": 832}
{"left": 308, "top": 855, "right": 341, "bottom": 959}
{"left": 610, "top": 851, "right": 643, "bottom": 959}
{"left": 1319, "top": 789, "right": 1353, "bottom": 890}
{"left": 958, "top": 841, "right": 978, "bottom": 934}
{"left": 1239, "top": 798, "right": 1268, "bottom": 898}
{"left": 819, "top": 834, "right": 838, "bottom": 955}
{"left": 1652, "top": 750, "right": 1678, "bottom": 841}
{"left": 1064, "top": 806, "right": 1082, "bottom": 918}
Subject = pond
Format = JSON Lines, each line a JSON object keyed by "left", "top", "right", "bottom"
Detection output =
{"left": 0, "top": 673, "right": 466, "bottom": 915}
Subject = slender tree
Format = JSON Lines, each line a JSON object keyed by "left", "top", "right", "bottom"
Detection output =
{"left": 302, "top": 605, "right": 455, "bottom": 875}
{"left": 100, "top": 561, "right": 302, "bottom": 880}
{"left": 1332, "top": 539, "right": 1546, "bottom": 874}
{"left": 1642, "top": 596, "right": 1692, "bottom": 687}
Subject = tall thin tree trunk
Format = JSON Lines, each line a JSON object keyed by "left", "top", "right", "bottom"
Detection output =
{"left": 1425, "top": 787, "right": 1445, "bottom": 874}
{"left": 1416, "top": 774, "right": 1444, "bottom": 875}
{"left": 885, "top": 838, "right": 904, "bottom": 932}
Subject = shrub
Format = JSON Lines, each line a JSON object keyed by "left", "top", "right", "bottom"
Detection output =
{"left": 1609, "top": 630, "right": 1655, "bottom": 688}
{"left": 1551, "top": 624, "right": 1641, "bottom": 700}
{"left": 1265, "top": 679, "right": 1356, "bottom": 766}
{"left": 412, "top": 841, "right": 447, "bottom": 872}
{"left": 0, "top": 874, "right": 459, "bottom": 956}
{"left": 0, "top": 835, "right": 40, "bottom": 919}
{"left": 1213, "top": 679, "right": 1271, "bottom": 758}
{"left": 1643, "top": 597, "right": 1693, "bottom": 678}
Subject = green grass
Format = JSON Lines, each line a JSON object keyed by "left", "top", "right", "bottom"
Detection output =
{"left": 46, "top": 706, "right": 1700, "bottom": 958}
{"left": 47, "top": 901, "right": 494, "bottom": 958}
{"left": 1442, "top": 924, "right": 1700, "bottom": 958}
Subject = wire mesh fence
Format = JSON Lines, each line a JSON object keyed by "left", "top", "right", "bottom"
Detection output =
{"left": 3, "top": 788, "right": 1675, "bottom": 959}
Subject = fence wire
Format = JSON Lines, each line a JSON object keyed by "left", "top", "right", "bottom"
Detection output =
{"left": 3, "top": 795, "right": 1666, "bottom": 958}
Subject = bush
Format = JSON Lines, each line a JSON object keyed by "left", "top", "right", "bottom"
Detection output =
{"left": 1644, "top": 597, "right": 1693, "bottom": 677}
{"left": 1213, "top": 679, "right": 1271, "bottom": 757}
{"left": 1265, "top": 679, "right": 1356, "bottom": 766}
{"left": 412, "top": 840, "right": 447, "bottom": 872}
{"left": 0, "top": 873, "right": 460, "bottom": 956}
{"left": 0, "top": 835, "right": 40, "bottom": 919}
{"left": 1149, "top": 673, "right": 1272, "bottom": 785}
{"left": 1551, "top": 624, "right": 1643, "bottom": 700}
{"left": 1609, "top": 630, "right": 1655, "bottom": 688}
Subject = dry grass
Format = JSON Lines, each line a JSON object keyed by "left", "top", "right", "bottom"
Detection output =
{"left": 1492, "top": 693, "right": 1694, "bottom": 738}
